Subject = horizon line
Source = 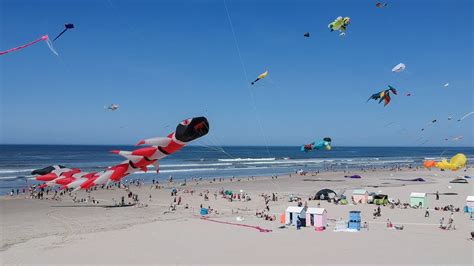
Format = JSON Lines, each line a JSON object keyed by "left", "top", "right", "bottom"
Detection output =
{"left": 0, "top": 144, "right": 472, "bottom": 149}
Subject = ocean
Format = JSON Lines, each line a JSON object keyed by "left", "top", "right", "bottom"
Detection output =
{"left": 0, "top": 145, "right": 472, "bottom": 194}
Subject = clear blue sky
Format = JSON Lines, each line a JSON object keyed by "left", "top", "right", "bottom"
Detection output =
{"left": 1, "top": 0, "right": 472, "bottom": 146}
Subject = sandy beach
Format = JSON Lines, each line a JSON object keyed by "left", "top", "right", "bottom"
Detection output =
{"left": 1, "top": 167, "right": 473, "bottom": 265}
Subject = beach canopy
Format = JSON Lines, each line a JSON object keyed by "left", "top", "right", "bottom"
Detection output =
{"left": 410, "top": 192, "right": 426, "bottom": 198}
{"left": 315, "top": 189, "right": 337, "bottom": 200}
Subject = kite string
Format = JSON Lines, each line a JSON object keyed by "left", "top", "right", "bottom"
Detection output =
{"left": 223, "top": 0, "right": 284, "bottom": 195}
{"left": 223, "top": 0, "right": 274, "bottom": 166}
{"left": 193, "top": 109, "right": 238, "bottom": 160}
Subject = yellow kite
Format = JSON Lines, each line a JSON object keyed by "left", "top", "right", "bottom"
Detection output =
{"left": 251, "top": 70, "right": 268, "bottom": 85}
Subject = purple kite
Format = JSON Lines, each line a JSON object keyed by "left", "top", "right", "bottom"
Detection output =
{"left": 345, "top": 175, "right": 362, "bottom": 179}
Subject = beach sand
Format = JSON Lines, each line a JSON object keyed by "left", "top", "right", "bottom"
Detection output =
{"left": 1, "top": 168, "right": 473, "bottom": 264}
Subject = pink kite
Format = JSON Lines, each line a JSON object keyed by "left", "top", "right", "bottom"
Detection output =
{"left": 0, "top": 35, "right": 58, "bottom": 56}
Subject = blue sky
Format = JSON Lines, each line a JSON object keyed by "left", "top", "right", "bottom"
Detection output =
{"left": 1, "top": 0, "right": 472, "bottom": 146}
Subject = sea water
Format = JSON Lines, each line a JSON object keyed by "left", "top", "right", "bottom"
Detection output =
{"left": 0, "top": 145, "right": 472, "bottom": 194}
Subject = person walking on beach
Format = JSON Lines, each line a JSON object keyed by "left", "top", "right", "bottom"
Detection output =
{"left": 436, "top": 191, "right": 439, "bottom": 200}
{"left": 425, "top": 208, "right": 430, "bottom": 218}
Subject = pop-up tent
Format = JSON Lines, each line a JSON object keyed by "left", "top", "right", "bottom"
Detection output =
{"left": 373, "top": 194, "right": 388, "bottom": 205}
{"left": 314, "top": 189, "right": 337, "bottom": 200}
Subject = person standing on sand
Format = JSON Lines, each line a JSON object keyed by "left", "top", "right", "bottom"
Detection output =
{"left": 436, "top": 191, "right": 439, "bottom": 200}
{"left": 386, "top": 219, "right": 393, "bottom": 228}
{"left": 425, "top": 208, "right": 430, "bottom": 217}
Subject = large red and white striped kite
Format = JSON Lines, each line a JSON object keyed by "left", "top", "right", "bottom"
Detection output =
{"left": 33, "top": 117, "right": 209, "bottom": 192}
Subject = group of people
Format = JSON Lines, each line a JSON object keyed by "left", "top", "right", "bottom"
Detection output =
{"left": 439, "top": 213, "right": 456, "bottom": 230}
{"left": 255, "top": 193, "right": 277, "bottom": 221}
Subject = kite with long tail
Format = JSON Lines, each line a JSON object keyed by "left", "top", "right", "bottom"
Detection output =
{"left": 32, "top": 117, "right": 210, "bottom": 192}
{"left": 0, "top": 35, "right": 58, "bottom": 56}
